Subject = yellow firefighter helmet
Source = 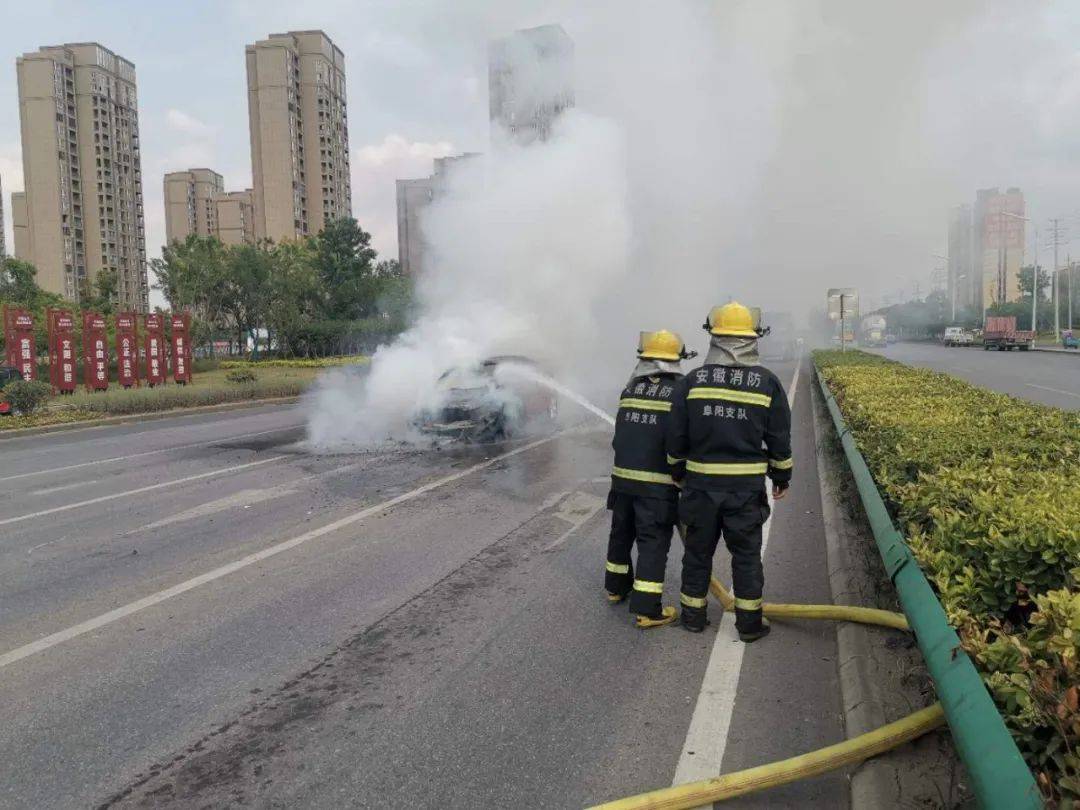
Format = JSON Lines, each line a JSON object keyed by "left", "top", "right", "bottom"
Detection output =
{"left": 704, "top": 302, "right": 757, "bottom": 337}
{"left": 637, "top": 329, "right": 686, "bottom": 361}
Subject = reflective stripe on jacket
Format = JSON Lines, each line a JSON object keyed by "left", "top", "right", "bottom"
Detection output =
{"left": 666, "top": 364, "right": 792, "bottom": 491}
{"left": 611, "top": 372, "right": 684, "bottom": 499}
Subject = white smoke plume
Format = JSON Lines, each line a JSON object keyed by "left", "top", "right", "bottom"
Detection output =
{"left": 306, "top": 110, "right": 629, "bottom": 448}
{"left": 306, "top": 1, "right": 1033, "bottom": 448}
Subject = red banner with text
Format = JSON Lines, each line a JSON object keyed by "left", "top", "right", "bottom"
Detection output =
{"left": 47, "top": 309, "right": 77, "bottom": 394}
{"left": 115, "top": 312, "right": 140, "bottom": 389}
{"left": 82, "top": 312, "right": 109, "bottom": 392}
{"left": 144, "top": 313, "right": 167, "bottom": 387}
{"left": 3, "top": 306, "right": 37, "bottom": 381}
{"left": 170, "top": 312, "right": 193, "bottom": 385}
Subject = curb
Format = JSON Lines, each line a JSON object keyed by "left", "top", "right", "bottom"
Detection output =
{"left": 0, "top": 395, "right": 302, "bottom": 441}
{"left": 810, "top": 367, "right": 896, "bottom": 809}
{"left": 1032, "top": 346, "right": 1080, "bottom": 356}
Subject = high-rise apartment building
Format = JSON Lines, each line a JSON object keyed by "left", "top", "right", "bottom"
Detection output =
{"left": 489, "top": 24, "right": 575, "bottom": 144}
{"left": 164, "top": 168, "right": 223, "bottom": 244}
{"left": 16, "top": 43, "right": 148, "bottom": 311}
{"left": 947, "top": 204, "right": 974, "bottom": 316}
{"left": 395, "top": 153, "right": 481, "bottom": 276}
{"left": 974, "top": 187, "right": 1025, "bottom": 311}
{"left": 396, "top": 177, "right": 432, "bottom": 277}
{"left": 163, "top": 170, "right": 254, "bottom": 247}
{"left": 213, "top": 190, "right": 255, "bottom": 246}
{"left": 11, "top": 193, "right": 27, "bottom": 259}
{"left": 245, "top": 30, "right": 351, "bottom": 243}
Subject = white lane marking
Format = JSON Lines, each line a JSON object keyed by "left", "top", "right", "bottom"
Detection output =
{"left": 0, "top": 433, "right": 560, "bottom": 669}
{"left": 0, "top": 426, "right": 299, "bottom": 484}
{"left": 136, "top": 487, "right": 297, "bottom": 531}
{"left": 671, "top": 351, "right": 802, "bottom": 791}
{"left": 0, "top": 457, "right": 284, "bottom": 528}
{"left": 124, "top": 459, "right": 367, "bottom": 535}
{"left": 1027, "top": 383, "right": 1080, "bottom": 400}
{"left": 28, "top": 539, "right": 62, "bottom": 554}
{"left": 28, "top": 480, "right": 96, "bottom": 497}
{"left": 0, "top": 404, "right": 301, "bottom": 449}
{"left": 544, "top": 492, "right": 606, "bottom": 551}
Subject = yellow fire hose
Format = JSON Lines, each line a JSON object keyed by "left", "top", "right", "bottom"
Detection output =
{"left": 587, "top": 576, "right": 945, "bottom": 810}
{"left": 708, "top": 575, "right": 910, "bottom": 632}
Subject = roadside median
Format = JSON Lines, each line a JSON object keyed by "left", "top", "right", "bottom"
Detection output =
{"left": 816, "top": 349, "right": 1076, "bottom": 806}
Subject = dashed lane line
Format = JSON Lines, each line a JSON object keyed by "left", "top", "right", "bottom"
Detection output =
{"left": 0, "top": 456, "right": 285, "bottom": 529}
{"left": 1027, "top": 383, "right": 1080, "bottom": 400}
{"left": 0, "top": 433, "right": 561, "bottom": 670}
{"left": 0, "top": 425, "right": 300, "bottom": 485}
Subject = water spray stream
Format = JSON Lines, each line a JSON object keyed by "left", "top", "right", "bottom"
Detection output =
{"left": 497, "top": 363, "right": 616, "bottom": 427}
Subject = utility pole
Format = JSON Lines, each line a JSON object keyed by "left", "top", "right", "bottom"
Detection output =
{"left": 1069, "top": 254, "right": 1074, "bottom": 331}
{"left": 1031, "top": 226, "right": 1039, "bottom": 333}
{"left": 1048, "top": 218, "right": 1067, "bottom": 343}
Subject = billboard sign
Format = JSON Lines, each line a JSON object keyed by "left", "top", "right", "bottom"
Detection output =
{"left": 826, "top": 288, "right": 859, "bottom": 322}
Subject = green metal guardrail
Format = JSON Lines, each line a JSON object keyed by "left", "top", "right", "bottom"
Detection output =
{"left": 815, "top": 365, "right": 1043, "bottom": 810}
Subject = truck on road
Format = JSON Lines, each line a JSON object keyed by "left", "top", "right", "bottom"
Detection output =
{"left": 982, "top": 316, "right": 1034, "bottom": 351}
{"left": 859, "top": 314, "right": 887, "bottom": 347}
{"left": 942, "top": 326, "right": 973, "bottom": 347}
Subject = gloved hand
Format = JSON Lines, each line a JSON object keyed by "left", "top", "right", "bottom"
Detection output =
{"left": 772, "top": 481, "right": 790, "bottom": 501}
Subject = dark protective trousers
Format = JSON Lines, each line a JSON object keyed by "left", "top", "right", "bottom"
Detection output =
{"left": 604, "top": 491, "right": 676, "bottom": 618}
{"left": 679, "top": 487, "right": 771, "bottom": 633}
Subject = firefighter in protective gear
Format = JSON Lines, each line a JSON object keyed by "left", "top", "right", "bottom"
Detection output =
{"left": 666, "top": 302, "right": 793, "bottom": 641}
{"left": 605, "top": 330, "right": 693, "bottom": 629}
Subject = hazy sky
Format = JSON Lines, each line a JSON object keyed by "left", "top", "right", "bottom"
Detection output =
{"left": 3, "top": 1, "right": 1080, "bottom": 313}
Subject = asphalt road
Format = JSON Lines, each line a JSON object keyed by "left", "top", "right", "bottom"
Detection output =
{"left": 0, "top": 359, "right": 847, "bottom": 809}
{"left": 870, "top": 342, "right": 1080, "bottom": 410}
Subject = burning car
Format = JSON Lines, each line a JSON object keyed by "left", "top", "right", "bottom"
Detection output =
{"left": 414, "top": 355, "right": 558, "bottom": 442}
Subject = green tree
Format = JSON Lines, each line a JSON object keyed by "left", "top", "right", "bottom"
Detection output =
{"left": 152, "top": 236, "right": 235, "bottom": 355}
{"left": 265, "top": 241, "right": 322, "bottom": 356}
{"left": 0, "top": 258, "right": 40, "bottom": 306}
{"left": 222, "top": 243, "right": 273, "bottom": 357}
{"left": 152, "top": 235, "right": 230, "bottom": 319}
{"left": 1018, "top": 264, "right": 1050, "bottom": 301}
{"left": 310, "top": 217, "right": 379, "bottom": 320}
{"left": 79, "top": 269, "right": 119, "bottom": 315}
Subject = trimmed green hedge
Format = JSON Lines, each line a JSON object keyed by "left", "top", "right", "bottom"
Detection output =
{"left": 71, "top": 379, "right": 305, "bottom": 415}
{"left": 815, "top": 350, "right": 1079, "bottom": 803}
{"left": 219, "top": 356, "right": 367, "bottom": 370}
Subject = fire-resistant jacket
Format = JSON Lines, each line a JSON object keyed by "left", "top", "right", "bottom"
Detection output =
{"left": 611, "top": 372, "right": 685, "bottom": 500}
{"left": 666, "top": 363, "right": 792, "bottom": 491}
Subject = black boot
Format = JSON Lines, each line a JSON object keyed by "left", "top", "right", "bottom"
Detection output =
{"left": 681, "top": 606, "right": 710, "bottom": 633}
{"left": 738, "top": 617, "right": 771, "bottom": 643}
